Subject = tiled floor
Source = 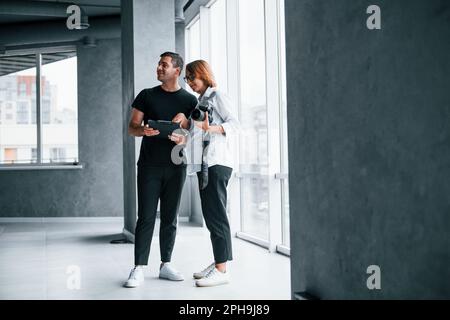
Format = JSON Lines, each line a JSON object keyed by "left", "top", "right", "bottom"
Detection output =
{"left": 0, "top": 220, "right": 290, "bottom": 300}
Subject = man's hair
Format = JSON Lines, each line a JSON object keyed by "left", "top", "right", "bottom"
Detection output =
{"left": 160, "top": 52, "right": 184, "bottom": 72}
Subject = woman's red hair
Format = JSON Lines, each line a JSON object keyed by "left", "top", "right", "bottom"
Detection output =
{"left": 185, "top": 60, "right": 217, "bottom": 88}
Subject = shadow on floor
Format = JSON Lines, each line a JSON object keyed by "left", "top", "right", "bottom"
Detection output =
{"left": 78, "top": 233, "right": 132, "bottom": 244}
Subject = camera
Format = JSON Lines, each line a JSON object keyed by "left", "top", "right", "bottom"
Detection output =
{"left": 191, "top": 87, "right": 217, "bottom": 123}
{"left": 191, "top": 100, "right": 213, "bottom": 123}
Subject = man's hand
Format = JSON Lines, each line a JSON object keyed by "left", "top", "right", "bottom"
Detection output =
{"left": 172, "top": 113, "right": 189, "bottom": 129}
{"left": 169, "top": 132, "right": 187, "bottom": 145}
{"left": 143, "top": 124, "right": 160, "bottom": 137}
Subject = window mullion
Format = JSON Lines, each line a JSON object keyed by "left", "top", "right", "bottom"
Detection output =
{"left": 277, "top": 0, "right": 290, "bottom": 248}
{"left": 264, "top": 0, "right": 283, "bottom": 253}
{"left": 225, "top": 0, "right": 242, "bottom": 235}
{"left": 36, "top": 53, "right": 42, "bottom": 164}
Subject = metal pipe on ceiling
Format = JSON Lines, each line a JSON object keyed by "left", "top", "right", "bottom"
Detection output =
{"left": 0, "top": 16, "right": 120, "bottom": 48}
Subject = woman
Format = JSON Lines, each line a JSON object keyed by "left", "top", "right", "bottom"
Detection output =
{"left": 170, "top": 60, "right": 239, "bottom": 287}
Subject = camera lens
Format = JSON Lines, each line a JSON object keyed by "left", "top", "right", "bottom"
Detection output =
{"left": 191, "top": 109, "right": 205, "bottom": 121}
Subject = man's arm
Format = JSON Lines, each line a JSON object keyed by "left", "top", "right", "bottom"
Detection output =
{"left": 128, "top": 108, "right": 160, "bottom": 137}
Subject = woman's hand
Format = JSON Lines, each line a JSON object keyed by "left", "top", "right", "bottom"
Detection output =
{"left": 172, "top": 113, "right": 190, "bottom": 129}
{"left": 169, "top": 132, "right": 187, "bottom": 145}
{"left": 195, "top": 111, "right": 211, "bottom": 132}
{"left": 194, "top": 112, "right": 224, "bottom": 134}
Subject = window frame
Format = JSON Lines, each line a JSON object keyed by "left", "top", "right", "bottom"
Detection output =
{"left": 235, "top": 0, "right": 272, "bottom": 245}
{"left": 0, "top": 46, "right": 82, "bottom": 171}
{"left": 276, "top": 0, "right": 291, "bottom": 249}
{"left": 184, "top": 0, "right": 289, "bottom": 254}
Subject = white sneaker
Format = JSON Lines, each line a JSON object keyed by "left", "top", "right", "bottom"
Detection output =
{"left": 195, "top": 268, "right": 230, "bottom": 287}
{"left": 193, "top": 262, "right": 215, "bottom": 279}
{"left": 124, "top": 266, "right": 144, "bottom": 288}
{"left": 159, "top": 263, "right": 184, "bottom": 281}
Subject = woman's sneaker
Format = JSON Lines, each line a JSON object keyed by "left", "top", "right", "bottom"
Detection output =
{"left": 195, "top": 268, "right": 230, "bottom": 287}
{"left": 193, "top": 262, "right": 215, "bottom": 279}
{"left": 159, "top": 263, "right": 185, "bottom": 281}
{"left": 124, "top": 266, "right": 144, "bottom": 288}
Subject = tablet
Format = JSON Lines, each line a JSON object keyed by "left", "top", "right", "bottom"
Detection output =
{"left": 147, "top": 119, "right": 182, "bottom": 139}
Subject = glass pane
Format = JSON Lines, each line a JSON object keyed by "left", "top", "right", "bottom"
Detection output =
{"left": 41, "top": 53, "right": 78, "bottom": 163}
{"left": 185, "top": 18, "right": 201, "bottom": 95}
{"left": 238, "top": 0, "right": 269, "bottom": 240}
{"left": 210, "top": 0, "right": 228, "bottom": 93}
{"left": 282, "top": 179, "right": 290, "bottom": 247}
{"left": 0, "top": 54, "right": 37, "bottom": 164}
{"left": 188, "top": 18, "right": 201, "bottom": 62}
{"left": 279, "top": 0, "right": 290, "bottom": 247}
{"left": 240, "top": 176, "right": 270, "bottom": 239}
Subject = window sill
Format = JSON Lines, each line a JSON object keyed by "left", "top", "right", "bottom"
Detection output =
{"left": 235, "top": 231, "right": 270, "bottom": 249}
{"left": 0, "top": 163, "right": 84, "bottom": 171}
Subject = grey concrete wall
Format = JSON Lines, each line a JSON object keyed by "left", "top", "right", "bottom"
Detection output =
{"left": 176, "top": 21, "right": 186, "bottom": 88}
{"left": 132, "top": 0, "right": 175, "bottom": 93}
{"left": 0, "top": 38, "right": 123, "bottom": 217}
{"left": 286, "top": 0, "right": 450, "bottom": 299}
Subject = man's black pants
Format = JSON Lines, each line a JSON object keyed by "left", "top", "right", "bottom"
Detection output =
{"left": 134, "top": 165, "right": 186, "bottom": 266}
{"left": 197, "top": 165, "right": 233, "bottom": 264}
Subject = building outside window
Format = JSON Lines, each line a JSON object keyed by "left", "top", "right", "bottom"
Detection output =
{"left": 16, "top": 101, "right": 29, "bottom": 125}
{"left": 0, "top": 50, "right": 78, "bottom": 165}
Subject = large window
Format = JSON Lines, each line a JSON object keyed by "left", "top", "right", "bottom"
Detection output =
{"left": 186, "top": 0, "right": 229, "bottom": 94}
{"left": 238, "top": 0, "right": 270, "bottom": 241}
{"left": 185, "top": 0, "right": 290, "bottom": 253}
{"left": 41, "top": 53, "right": 78, "bottom": 163}
{"left": 0, "top": 49, "right": 78, "bottom": 166}
{"left": 209, "top": 0, "right": 228, "bottom": 93}
{"left": 0, "top": 55, "right": 37, "bottom": 164}
{"left": 186, "top": 17, "right": 201, "bottom": 64}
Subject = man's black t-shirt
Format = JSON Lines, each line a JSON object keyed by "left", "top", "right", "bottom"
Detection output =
{"left": 132, "top": 86, "right": 197, "bottom": 167}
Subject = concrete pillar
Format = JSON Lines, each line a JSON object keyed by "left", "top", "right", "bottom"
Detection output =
{"left": 121, "top": 0, "right": 176, "bottom": 239}
{"left": 175, "top": 21, "right": 186, "bottom": 88}
{"left": 286, "top": 0, "right": 450, "bottom": 299}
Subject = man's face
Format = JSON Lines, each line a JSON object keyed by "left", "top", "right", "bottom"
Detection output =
{"left": 157, "top": 56, "right": 180, "bottom": 83}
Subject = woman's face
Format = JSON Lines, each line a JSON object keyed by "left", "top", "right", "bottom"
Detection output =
{"left": 186, "top": 72, "right": 207, "bottom": 95}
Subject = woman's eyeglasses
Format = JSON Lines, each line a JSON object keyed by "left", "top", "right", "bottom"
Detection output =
{"left": 183, "top": 75, "right": 196, "bottom": 83}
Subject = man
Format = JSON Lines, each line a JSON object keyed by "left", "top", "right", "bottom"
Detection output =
{"left": 124, "top": 52, "right": 198, "bottom": 288}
